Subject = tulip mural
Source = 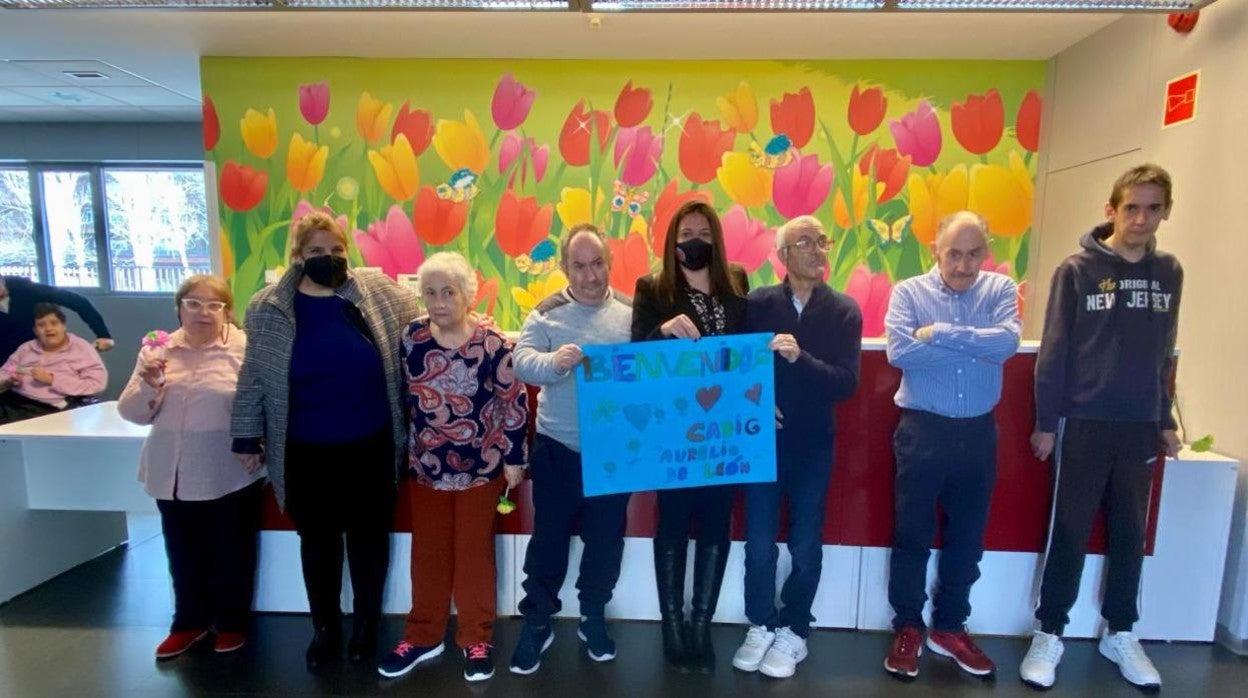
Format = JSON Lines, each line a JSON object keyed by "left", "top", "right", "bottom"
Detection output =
{"left": 204, "top": 58, "right": 1043, "bottom": 333}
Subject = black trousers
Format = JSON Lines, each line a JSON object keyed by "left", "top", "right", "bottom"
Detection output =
{"left": 286, "top": 430, "right": 397, "bottom": 630}
{"left": 1035, "top": 418, "right": 1160, "bottom": 635}
{"left": 518, "top": 434, "right": 631, "bottom": 625}
{"left": 157, "top": 480, "right": 264, "bottom": 633}
{"left": 0, "top": 390, "right": 58, "bottom": 425}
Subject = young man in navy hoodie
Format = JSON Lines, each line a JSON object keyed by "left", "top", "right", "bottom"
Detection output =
{"left": 733, "top": 215, "right": 861, "bottom": 679}
{"left": 1022, "top": 164, "right": 1183, "bottom": 692}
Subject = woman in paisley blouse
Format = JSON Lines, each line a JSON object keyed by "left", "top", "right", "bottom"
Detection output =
{"left": 631, "top": 200, "right": 749, "bottom": 674}
{"left": 378, "top": 251, "right": 529, "bottom": 684}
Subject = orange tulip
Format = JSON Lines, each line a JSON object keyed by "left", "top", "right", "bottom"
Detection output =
{"left": 770, "top": 87, "right": 815, "bottom": 149}
{"left": 412, "top": 185, "right": 468, "bottom": 245}
{"left": 679, "top": 112, "right": 735, "bottom": 185}
{"left": 717, "top": 82, "right": 758, "bottom": 134}
{"left": 608, "top": 232, "right": 652, "bottom": 296}
{"left": 848, "top": 84, "right": 887, "bottom": 137}
{"left": 356, "top": 92, "right": 393, "bottom": 144}
{"left": 368, "top": 134, "right": 421, "bottom": 202}
{"left": 495, "top": 189, "right": 553, "bottom": 258}
{"left": 286, "top": 133, "right": 328, "bottom": 194}
{"left": 220, "top": 161, "right": 267, "bottom": 212}
{"left": 858, "top": 144, "right": 911, "bottom": 204}
{"left": 391, "top": 102, "right": 434, "bottom": 156}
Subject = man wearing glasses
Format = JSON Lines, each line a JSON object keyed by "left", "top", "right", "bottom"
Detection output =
{"left": 733, "top": 215, "right": 862, "bottom": 679}
{"left": 882, "top": 211, "right": 1020, "bottom": 681}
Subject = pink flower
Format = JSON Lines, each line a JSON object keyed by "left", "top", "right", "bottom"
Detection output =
{"left": 298, "top": 82, "right": 330, "bottom": 126}
{"left": 491, "top": 73, "right": 536, "bottom": 131}
{"left": 844, "top": 265, "right": 893, "bottom": 337}
{"left": 291, "top": 200, "right": 347, "bottom": 236}
{"left": 353, "top": 205, "right": 425, "bottom": 279}
{"left": 721, "top": 205, "right": 774, "bottom": 274}
{"left": 889, "top": 100, "right": 942, "bottom": 168}
{"left": 771, "top": 151, "right": 834, "bottom": 219}
{"left": 613, "top": 126, "right": 663, "bottom": 187}
{"left": 499, "top": 133, "right": 550, "bottom": 187}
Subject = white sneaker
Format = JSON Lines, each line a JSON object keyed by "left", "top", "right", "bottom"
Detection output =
{"left": 731, "top": 625, "right": 776, "bottom": 672}
{"left": 758, "top": 627, "right": 808, "bottom": 679}
{"left": 1099, "top": 631, "right": 1161, "bottom": 690}
{"left": 1019, "top": 630, "right": 1064, "bottom": 690}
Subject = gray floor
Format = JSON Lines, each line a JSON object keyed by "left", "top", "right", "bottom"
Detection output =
{"left": 2, "top": 522, "right": 1246, "bottom": 697}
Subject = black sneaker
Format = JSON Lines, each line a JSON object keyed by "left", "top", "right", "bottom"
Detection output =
{"left": 377, "top": 640, "right": 445, "bottom": 678}
{"left": 463, "top": 642, "right": 495, "bottom": 682}
{"left": 509, "top": 623, "right": 554, "bottom": 674}
{"left": 578, "top": 616, "right": 616, "bottom": 662}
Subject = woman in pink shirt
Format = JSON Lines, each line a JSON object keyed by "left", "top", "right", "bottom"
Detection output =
{"left": 117, "top": 275, "right": 264, "bottom": 660}
{"left": 0, "top": 303, "right": 107, "bottom": 423}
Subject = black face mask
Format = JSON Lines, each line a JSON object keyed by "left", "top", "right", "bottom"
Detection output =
{"left": 302, "top": 255, "right": 348, "bottom": 288}
{"left": 676, "top": 238, "right": 714, "bottom": 271}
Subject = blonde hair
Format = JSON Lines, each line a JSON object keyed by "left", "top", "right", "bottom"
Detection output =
{"left": 290, "top": 211, "right": 349, "bottom": 258}
{"left": 417, "top": 252, "right": 478, "bottom": 304}
{"left": 175, "top": 274, "right": 237, "bottom": 326}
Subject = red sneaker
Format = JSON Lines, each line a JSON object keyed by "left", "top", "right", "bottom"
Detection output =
{"left": 214, "top": 631, "right": 246, "bottom": 653}
{"left": 884, "top": 626, "right": 923, "bottom": 679}
{"left": 156, "top": 629, "right": 209, "bottom": 659}
{"left": 926, "top": 629, "right": 995, "bottom": 677}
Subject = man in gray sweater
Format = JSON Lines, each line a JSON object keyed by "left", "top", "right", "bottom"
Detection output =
{"left": 507, "top": 224, "right": 634, "bottom": 676}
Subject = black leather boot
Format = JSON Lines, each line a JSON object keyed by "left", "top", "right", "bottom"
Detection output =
{"left": 687, "top": 541, "right": 728, "bottom": 674}
{"left": 305, "top": 623, "right": 341, "bottom": 671}
{"left": 347, "top": 615, "right": 378, "bottom": 663}
{"left": 654, "top": 538, "right": 690, "bottom": 672}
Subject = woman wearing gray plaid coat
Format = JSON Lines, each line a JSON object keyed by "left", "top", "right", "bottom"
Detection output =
{"left": 230, "top": 212, "right": 420, "bottom": 672}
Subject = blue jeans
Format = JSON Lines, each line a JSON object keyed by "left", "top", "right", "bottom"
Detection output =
{"left": 888, "top": 409, "right": 997, "bottom": 632}
{"left": 743, "top": 438, "right": 834, "bottom": 639}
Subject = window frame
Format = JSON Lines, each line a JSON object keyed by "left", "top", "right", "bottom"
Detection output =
{"left": 1, "top": 160, "right": 210, "bottom": 297}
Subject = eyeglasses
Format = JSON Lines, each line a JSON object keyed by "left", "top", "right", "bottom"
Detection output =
{"left": 180, "top": 298, "right": 227, "bottom": 314}
{"left": 783, "top": 236, "right": 832, "bottom": 253}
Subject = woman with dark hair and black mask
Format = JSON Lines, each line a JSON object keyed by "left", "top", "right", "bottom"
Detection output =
{"left": 631, "top": 200, "right": 749, "bottom": 674}
{"left": 231, "top": 211, "right": 419, "bottom": 671}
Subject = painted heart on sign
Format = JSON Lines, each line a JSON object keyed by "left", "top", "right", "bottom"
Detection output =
{"left": 695, "top": 385, "right": 723, "bottom": 413}
{"left": 745, "top": 383, "right": 762, "bottom": 405}
{"left": 622, "top": 403, "right": 652, "bottom": 431}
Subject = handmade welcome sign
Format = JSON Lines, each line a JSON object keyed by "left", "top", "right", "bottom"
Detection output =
{"left": 576, "top": 333, "right": 777, "bottom": 497}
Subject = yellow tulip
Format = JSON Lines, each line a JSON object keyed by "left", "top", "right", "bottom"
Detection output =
{"left": 833, "top": 168, "right": 871, "bottom": 229}
{"left": 716, "top": 152, "right": 772, "bottom": 209}
{"left": 356, "top": 92, "right": 393, "bottom": 144}
{"left": 969, "top": 151, "right": 1033, "bottom": 237}
{"left": 908, "top": 165, "right": 970, "bottom": 246}
{"left": 555, "top": 187, "right": 607, "bottom": 229}
{"left": 511, "top": 270, "right": 568, "bottom": 316}
{"left": 434, "top": 109, "right": 489, "bottom": 175}
{"left": 219, "top": 228, "right": 233, "bottom": 278}
{"left": 368, "top": 134, "right": 421, "bottom": 202}
{"left": 240, "top": 108, "right": 277, "bottom": 160}
{"left": 629, "top": 214, "right": 648, "bottom": 239}
{"left": 717, "top": 82, "right": 759, "bottom": 134}
{"left": 286, "top": 133, "right": 328, "bottom": 194}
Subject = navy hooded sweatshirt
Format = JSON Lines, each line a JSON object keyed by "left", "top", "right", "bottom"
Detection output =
{"left": 1034, "top": 223, "right": 1183, "bottom": 433}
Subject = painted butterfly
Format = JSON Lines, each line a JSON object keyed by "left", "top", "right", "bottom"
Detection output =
{"left": 611, "top": 180, "right": 650, "bottom": 219}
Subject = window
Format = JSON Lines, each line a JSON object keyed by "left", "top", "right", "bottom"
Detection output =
{"left": 104, "top": 169, "right": 210, "bottom": 293}
{"left": 0, "top": 163, "right": 210, "bottom": 294}
{"left": 0, "top": 169, "right": 39, "bottom": 281}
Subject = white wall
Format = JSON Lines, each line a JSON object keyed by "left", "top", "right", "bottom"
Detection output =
{"left": 1032, "top": 0, "right": 1248, "bottom": 650}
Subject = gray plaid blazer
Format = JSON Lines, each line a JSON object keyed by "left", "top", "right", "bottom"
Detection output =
{"left": 230, "top": 266, "right": 420, "bottom": 510}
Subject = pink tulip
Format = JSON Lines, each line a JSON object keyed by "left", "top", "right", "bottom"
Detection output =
{"left": 491, "top": 73, "right": 536, "bottom": 131}
{"left": 771, "top": 152, "right": 834, "bottom": 219}
{"left": 298, "top": 82, "right": 330, "bottom": 126}
{"left": 613, "top": 126, "right": 663, "bottom": 187}
{"left": 844, "top": 265, "right": 894, "bottom": 337}
{"left": 889, "top": 100, "right": 942, "bottom": 168}
{"left": 353, "top": 205, "right": 425, "bottom": 280}
{"left": 721, "top": 205, "right": 774, "bottom": 274}
{"left": 499, "top": 133, "right": 550, "bottom": 187}
{"left": 291, "top": 200, "right": 347, "bottom": 237}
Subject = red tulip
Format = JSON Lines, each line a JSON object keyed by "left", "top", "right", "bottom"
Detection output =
{"left": 678, "top": 112, "right": 735, "bottom": 185}
{"left": 495, "top": 189, "right": 553, "bottom": 258}
{"left": 219, "top": 161, "right": 267, "bottom": 212}
{"left": 202, "top": 94, "right": 220, "bottom": 151}
{"left": 391, "top": 102, "right": 434, "bottom": 157}
{"left": 858, "top": 144, "right": 911, "bottom": 204}
{"left": 650, "top": 180, "right": 712, "bottom": 258}
{"left": 952, "top": 89, "right": 1005, "bottom": 155}
{"left": 770, "top": 87, "right": 815, "bottom": 149}
{"left": 298, "top": 81, "right": 330, "bottom": 126}
{"left": 614, "top": 80, "right": 653, "bottom": 128}
{"left": 848, "top": 85, "right": 887, "bottom": 137}
{"left": 412, "top": 186, "right": 468, "bottom": 246}
{"left": 559, "top": 101, "right": 611, "bottom": 167}
{"left": 1016, "top": 90, "right": 1042, "bottom": 153}
{"left": 491, "top": 73, "right": 537, "bottom": 131}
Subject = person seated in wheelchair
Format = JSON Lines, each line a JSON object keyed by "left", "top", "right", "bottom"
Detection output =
{"left": 0, "top": 302, "right": 107, "bottom": 424}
